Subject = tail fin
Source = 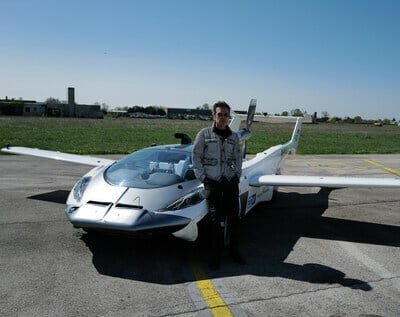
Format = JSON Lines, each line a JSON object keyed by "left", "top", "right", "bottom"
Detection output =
{"left": 229, "top": 98, "right": 257, "bottom": 132}
{"left": 245, "top": 98, "right": 256, "bottom": 130}
{"left": 233, "top": 99, "right": 257, "bottom": 158}
{"left": 288, "top": 117, "right": 302, "bottom": 155}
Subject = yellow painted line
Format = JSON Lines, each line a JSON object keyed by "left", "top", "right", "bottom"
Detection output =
{"left": 308, "top": 162, "right": 367, "bottom": 169}
{"left": 190, "top": 261, "right": 234, "bottom": 317}
{"left": 364, "top": 159, "right": 400, "bottom": 177}
{"left": 354, "top": 165, "right": 368, "bottom": 169}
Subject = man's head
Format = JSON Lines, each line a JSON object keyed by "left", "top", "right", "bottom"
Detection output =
{"left": 213, "top": 101, "right": 231, "bottom": 130}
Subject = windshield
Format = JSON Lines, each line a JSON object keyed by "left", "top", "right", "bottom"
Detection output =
{"left": 104, "top": 148, "right": 195, "bottom": 188}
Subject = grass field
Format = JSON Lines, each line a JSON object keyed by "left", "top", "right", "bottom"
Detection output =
{"left": 1, "top": 116, "right": 400, "bottom": 155}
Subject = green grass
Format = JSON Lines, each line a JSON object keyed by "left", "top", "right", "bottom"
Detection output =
{"left": 1, "top": 116, "right": 400, "bottom": 154}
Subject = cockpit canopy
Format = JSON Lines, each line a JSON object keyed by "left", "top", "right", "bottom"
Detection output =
{"left": 105, "top": 148, "right": 195, "bottom": 189}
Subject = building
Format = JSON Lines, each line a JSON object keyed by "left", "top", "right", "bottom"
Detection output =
{"left": 0, "top": 87, "right": 102, "bottom": 118}
{"left": 0, "top": 98, "right": 37, "bottom": 116}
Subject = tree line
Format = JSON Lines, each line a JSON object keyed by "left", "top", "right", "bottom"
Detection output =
{"left": 45, "top": 98, "right": 396, "bottom": 123}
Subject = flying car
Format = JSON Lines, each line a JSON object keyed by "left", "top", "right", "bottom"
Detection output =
{"left": 2, "top": 99, "right": 400, "bottom": 242}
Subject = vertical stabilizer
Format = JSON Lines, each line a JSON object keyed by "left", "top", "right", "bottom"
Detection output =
{"left": 233, "top": 99, "right": 257, "bottom": 158}
{"left": 288, "top": 117, "right": 302, "bottom": 154}
{"left": 246, "top": 99, "right": 257, "bottom": 130}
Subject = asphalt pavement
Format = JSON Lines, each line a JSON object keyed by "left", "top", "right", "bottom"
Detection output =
{"left": 1, "top": 154, "right": 399, "bottom": 316}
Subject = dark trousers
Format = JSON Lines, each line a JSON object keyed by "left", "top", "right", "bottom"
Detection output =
{"left": 203, "top": 177, "right": 240, "bottom": 262}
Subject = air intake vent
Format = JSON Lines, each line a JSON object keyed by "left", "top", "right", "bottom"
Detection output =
{"left": 87, "top": 201, "right": 111, "bottom": 207}
{"left": 116, "top": 203, "right": 143, "bottom": 209}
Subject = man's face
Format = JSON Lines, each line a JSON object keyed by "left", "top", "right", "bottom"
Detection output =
{"left": 213, "top": 106, "right": 230, "bottom": 129}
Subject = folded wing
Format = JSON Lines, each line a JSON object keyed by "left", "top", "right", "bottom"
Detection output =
{"left": 1, "top": 146, "right": 115, "bottom": 167}
{"left": 249, "top": 174, "right": 400, "bottom": 188}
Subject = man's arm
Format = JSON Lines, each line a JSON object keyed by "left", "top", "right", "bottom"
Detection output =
{"left": 234, "top": 134, "right": 242, "bottom": 179}
{"left": 192, "top": 130, "right": 206, "bottom": 182}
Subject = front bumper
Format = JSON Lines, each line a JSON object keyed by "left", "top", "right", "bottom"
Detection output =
{"left": 66, "top": 202, "right": 193, "bottom": 237}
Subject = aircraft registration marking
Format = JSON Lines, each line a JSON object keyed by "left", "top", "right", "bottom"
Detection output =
{"left": 190, "top": 261, "right": 234, "bottom": 316}
{"left": 364, "top": 159, "right": 400, "bottom": 177}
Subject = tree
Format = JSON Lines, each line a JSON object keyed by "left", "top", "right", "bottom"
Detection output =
{"left": 128, "top": 105, "right": 145, "bottom": 113}
{"left": 354, "top": 116, "right": 363, "bottom": 124}
{"left": 343, "top": 116, "right": 354, "bottom": 123}
{"left": 328, "top": 117, "right": 341, "bottom": 123}
{"left": 145, "top": 106, "right": 166, "bottom": 116}
{"left": 101, "top": 103, "right": 109, "bottom": 115}
{"left": 290, "top": 108, "right": 303, "bottom": 117}
{"left": 196, "top": 103, "right": 210, "bottom": 110}
{"left": 46, "top": 97, "right": 62, "bottom": 105}
{"left": 321, "top": 111, "right": 329, "bottom": 119}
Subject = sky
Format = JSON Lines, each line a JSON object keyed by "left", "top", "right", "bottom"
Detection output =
{"left": 1, "top": 0, "right": 399, "bottom": 120}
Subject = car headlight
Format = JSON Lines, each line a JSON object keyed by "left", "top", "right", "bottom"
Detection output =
{"left": 73, "top": 176, "right": 91, "bottom": 202}
{"left": 161, "top": 188, "right": 205, "bottom": 212}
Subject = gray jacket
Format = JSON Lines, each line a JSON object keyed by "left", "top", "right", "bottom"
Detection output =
{"left": 192, "top": 125, "right": 242, "bottom": 182}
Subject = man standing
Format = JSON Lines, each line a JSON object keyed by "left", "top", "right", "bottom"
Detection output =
{"left": 192, "top": 101, "right": 245, "bottom": 269}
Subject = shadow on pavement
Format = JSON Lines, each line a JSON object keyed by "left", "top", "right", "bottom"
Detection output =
{"left": 28, "top": 190, "right": 70, "bottom": 204}
{"left": 80, "top": 188, "right": 399, "bottom": 289}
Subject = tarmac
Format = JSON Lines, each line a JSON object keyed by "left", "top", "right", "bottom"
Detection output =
{"left": 1, "top": 154, "right": 399, "bottom": 316}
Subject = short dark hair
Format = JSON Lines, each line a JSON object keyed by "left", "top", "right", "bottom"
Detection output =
{"left": 213, "top": 101, "right": 231, "bottom": 113}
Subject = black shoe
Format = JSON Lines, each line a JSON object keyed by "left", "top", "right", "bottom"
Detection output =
{"left": 230, "top": 252, "right": 246, "bottom": 265}
{"left": 208, "top": 259, "right": 220, "bottom": 270}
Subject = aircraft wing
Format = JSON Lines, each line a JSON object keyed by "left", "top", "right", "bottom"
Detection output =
{"left": 249, "top": 174, "right": 400, "bottom": 188}
{"left": 1, "top": 146, "right": 116, "bottom": 167}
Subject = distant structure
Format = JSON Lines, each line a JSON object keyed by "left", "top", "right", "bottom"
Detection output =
{"left": 166, "top": 108, "right": 212, "bottom": 120}
{"left": 67, "top": 87, "right": 76, "bottom": 117}
{"left": 0, "top": 87, "right": 102, "bottom": 118}
{"left": 0, "top": 97, "right": 37, "bottom": 116}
